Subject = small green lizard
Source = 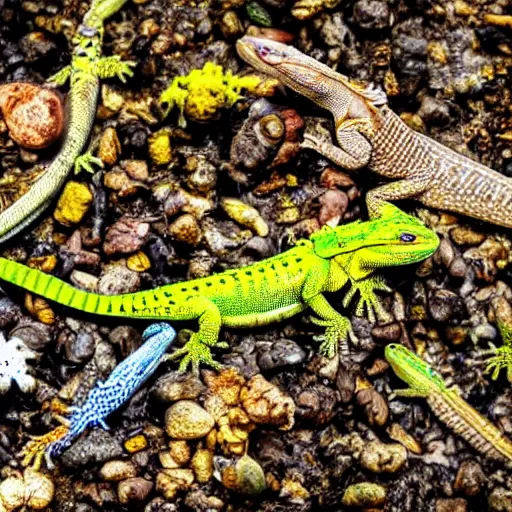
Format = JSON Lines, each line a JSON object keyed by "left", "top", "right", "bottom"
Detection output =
{"left": 237, "top": 37, "right": 512, "bottom": 227}
{"left": 386, "top": 343, "right": 512, "bottom": 463}
{"left": 0, "top": 0, "right": 134, "bottom": 243}
{"left": 0, "top": 202, "right": 438, "bottom": 371}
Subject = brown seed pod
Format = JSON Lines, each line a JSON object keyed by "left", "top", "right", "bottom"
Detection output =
{"left": 0, "top": 82, "right": 64, "bottom": 149}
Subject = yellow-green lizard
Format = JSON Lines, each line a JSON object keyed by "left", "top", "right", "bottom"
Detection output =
{"left": 386, "top": 343, "right": 512, "bottom": 463}
{"left": 0, "top": 0, "right": 134, "bottom": 243}
{"left": 0, "top": 202, "right": 438, "bottom": 371}
{"left": 237, "top": 37, "right": 512, "bottom": 227}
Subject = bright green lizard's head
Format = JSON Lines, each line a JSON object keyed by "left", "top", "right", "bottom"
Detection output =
{"left": 311, "top": 202, "right": 439, "bottom": 268}
{"left": 385, "top": 344, "right": 448, "bottom": 392}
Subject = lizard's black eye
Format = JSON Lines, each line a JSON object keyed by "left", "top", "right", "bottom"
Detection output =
{"left": 400, "top": 233, "right": 416, "bottom": 243}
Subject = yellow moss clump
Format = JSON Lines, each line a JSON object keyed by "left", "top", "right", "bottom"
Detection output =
{"left": 159, "top": 62, "right": 261, "bottom": 127}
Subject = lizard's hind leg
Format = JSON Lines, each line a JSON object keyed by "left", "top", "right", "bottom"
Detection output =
{"left": 165, "top": 297, "right": 227, "bottom": 372}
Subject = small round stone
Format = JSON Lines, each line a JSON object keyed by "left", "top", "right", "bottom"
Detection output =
{"left": 100, "top": 460, "right": 138, "bottom": 481}
{"left": 117, "top": 477, "right": 153, "bottom": 505}
{"left": 165, "top": 400, "right": 215, "bottom": 440}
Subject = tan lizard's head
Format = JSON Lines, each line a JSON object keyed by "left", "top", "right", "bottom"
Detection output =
{"left": 236, "top": 36, "right": 387, "bottom": 107}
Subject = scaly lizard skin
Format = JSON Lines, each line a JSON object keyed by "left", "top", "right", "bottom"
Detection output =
{"left": 0, "top": 202, "right": 438, "bottom": 371}
{"left": 386, "top": 344, "right": 512, "bottom": 463}
{"left": 237, "top": 37, "right": 512, "bottom": 227}
{"left": 20, "top": 322, "right": 176, "bottom": 469}
{"left": 0, "top": 0, "right": 134, "bottom": 243}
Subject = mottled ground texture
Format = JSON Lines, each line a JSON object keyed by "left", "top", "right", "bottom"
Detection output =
{"left": 0, "top": 0, "right": 512, "bottom": 511}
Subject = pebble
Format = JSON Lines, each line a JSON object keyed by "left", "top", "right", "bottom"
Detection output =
{"left": 371, "top": 323, "right": 401, "bottom": 343}
{"left": 256, "top": 339, "right": 306, "bottom": 370}
{"left": 169, "top": 214, "right": 202, "bottom": 246}
{"left": 359, "top": 441, "right": 407, "bottom": 473}
{"left": 60, "top": 430, "right": 124, "bottom": 468}
{"left": 117, "top": 478, "right": 153, "bottom": 505}
{"left": 70, "top": 271, "right": 99, "bottom": 292}
{"left": 98, "top": 127, "right": 121, "bottom": 166}
{"left": 100, "top": 460, "right": 138, "bottom": 481}
{"left": 104, "top": 169, "right": 144, "bottom": 196}
{"left": 168, "top": 440, "right": 191, "bottom": 465}
{"left": 215, "top": 454, "right": 266, "bottom": 495}
{"left": 221, "top": 198, "right": 269, "bottom": 237}
{"left": 318, "top": 190, "right": 349, "bottom": 227}
{"left": 450, "top": 226, "right": 486, "bottom": 246}
{"left": 353, "top": 0, "right": 391, "bottom": 30}
{"left": 165, "top": 401, "right": 215, "bottom": 439}
{"left": 152, "top": 372, "right": 205, "bottom": 402}
{"left": 126, "top": 251, "right": 151, "bottom": 272}
{"left": 240, "top": 374, "right": 295, "bottom": 430}
{"left": 418, "top": 96, "right": 451, "bottom": 126}
{"left": 124, "top": 435, "right": 148, "bottom": 453}
{"left": 453, "top": 460, "right": 485, "bottom": 497}
{"left": 123, "top": 160, "right": 149, "bottom": 181}
{"left": 341, "top": 482, "right": 386, "bottom": 507}
{"left": 428, "top": 289, "right": 465, "bottom": 323}
{"left": 0, "top": 82, "right": 63, "bottom": 149}
{"left": 103, "top": 218, "right": 150, "bottom": 256}
{"left": 488, "top": 487, "right": 512, "bottom": 511}
{"left": 9, "top": 320, "right": 52, "bottom": 351}
{"left": 191, "top": 448, "right": 214, "bottom": 483}
{"left": 436, "top": 498, "right": 467, "bottom": 512}
{"left": 54, "top": 182, "right": 93, "bottom": 227}
{"left": 98, "top": 265, "right": 141, "bottom": 295}
{"left": 156, "top": 469, "right": 194, "bottom": 500}
{"left": 64, "top": 330, "right": 95, "bottom": 364}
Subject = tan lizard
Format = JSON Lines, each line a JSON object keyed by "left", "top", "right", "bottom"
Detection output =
{"left": 237, "top": 36, "right": 512, "bottom": 227}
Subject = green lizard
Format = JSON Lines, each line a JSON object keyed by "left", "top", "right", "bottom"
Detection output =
{"left": 386, "top": 343, "right": 512, "bottom": 463}
{"left": 0, "top": 202, "right": 438, "bottom": 371}
{"left": 0, "top": 0, "right": 134, "bottom": 243}
{"left": 237, "top": 37, "right": 512, "bottom": 227}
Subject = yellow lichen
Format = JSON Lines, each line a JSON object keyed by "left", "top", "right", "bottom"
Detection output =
{"left": 159, "top": 62, "right": 261, "bottom": 127}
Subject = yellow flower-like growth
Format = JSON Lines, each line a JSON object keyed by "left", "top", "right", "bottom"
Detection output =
{"left": 159, "top": 62, "right": 262, "bottom": 127}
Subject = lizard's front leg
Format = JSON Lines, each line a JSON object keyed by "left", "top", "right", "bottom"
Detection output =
{"left": 94, "top": 55, "right": 136, "bottom": 83}
{"left": 166, "top": 297, "right": 227, "bottom": 372}
{"left": 301, "top": 118, "right": 373, "bottom": 170}
{"left": 342, "top": 276, "right": 393, "bottom": 324}
{"left": 305, "top": 294, "right": 356, "bottom": 358}
{"left": 366, "top": 178, "right": 430, "bottom": 219}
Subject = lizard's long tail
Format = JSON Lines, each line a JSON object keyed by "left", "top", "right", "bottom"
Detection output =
{"left": 0, "top": 257, "right": 169, "bottom": 319}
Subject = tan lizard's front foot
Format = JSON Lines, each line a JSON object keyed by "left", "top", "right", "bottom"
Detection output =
{"left": 74, "top": 151, "right": 104, "bottom": 174}
{"left": 301, "top": 132, "right": 370, "bottom": 170}
{"left": 311, "top": 315, "right": 356, "bottom": 358}
{"left": 166, "top": 331, "right": 229, "bottom": 372}
{"left": 343, "top": 277, "right": 393, "bottom": 324}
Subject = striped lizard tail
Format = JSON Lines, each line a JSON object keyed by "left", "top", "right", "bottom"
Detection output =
{"left": 0, "top": 257, "right": 142, "bottom": 317}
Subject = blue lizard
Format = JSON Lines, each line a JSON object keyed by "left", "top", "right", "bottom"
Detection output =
{"left": 46, "top": 322, "right": 176, "bottom": 463}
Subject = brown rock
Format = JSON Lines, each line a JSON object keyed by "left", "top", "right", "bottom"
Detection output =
{"left": 117, "top": 477, "right": 153, "bottom": 505}
{"left": 454, "top": 460, "right": 486, "bottom": 497}
{"left": 103, "top": 218, "right": 150, "bottom": 256}
{"left": 436, "top": 498, "right": 467, "bottom": 512}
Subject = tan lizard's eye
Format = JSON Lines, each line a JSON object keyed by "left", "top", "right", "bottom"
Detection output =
{"left": 400, "top": 233, "right": 416, "bottom": 243}
{"left": 257, "top": 44, "right": 283, "bottom": 65}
